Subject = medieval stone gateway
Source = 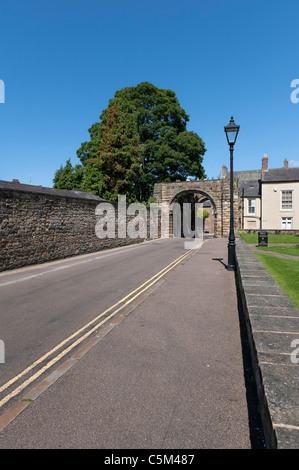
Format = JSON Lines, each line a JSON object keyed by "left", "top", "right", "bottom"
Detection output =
{"left": 153, "top": 179, "right": 240, "bottom": 238}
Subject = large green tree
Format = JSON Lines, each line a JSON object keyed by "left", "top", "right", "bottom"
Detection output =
{"left": 92, "top": 103, "right": 141, "bottom": 202}
{"left": 53, "top": 158, "right": 84, "bottom": 191}
{"left": 54, "top": 82, "right": 206, "bottom": 202}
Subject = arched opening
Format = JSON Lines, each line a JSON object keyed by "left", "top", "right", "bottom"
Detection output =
{"left": 169, "top": 190, "right": 217, "bottom": 238}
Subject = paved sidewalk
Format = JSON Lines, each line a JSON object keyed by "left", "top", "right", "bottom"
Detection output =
{"left": 0, "top": 238, "right": 261, "bottom": 449}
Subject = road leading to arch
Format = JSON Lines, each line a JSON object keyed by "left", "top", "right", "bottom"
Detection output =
{"left": 0, "top": 239, "right": 201, "bottom": 413}
{"left": 0, "top": 238, "right": 263, "bottom": 448}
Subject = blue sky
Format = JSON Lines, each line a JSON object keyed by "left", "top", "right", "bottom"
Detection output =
{"left": 1, "top": 0, "right": 299, "bottom": 188}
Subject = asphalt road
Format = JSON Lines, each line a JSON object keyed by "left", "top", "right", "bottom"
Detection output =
{"left": 0, "top": 239, "right": 198, "bottom": 411}
{"left": 0, "top": 238, "right": 264, "bottom": 448}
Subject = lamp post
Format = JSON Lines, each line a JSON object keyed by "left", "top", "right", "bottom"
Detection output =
{"left": 224, "top": 116, "right": 240, "bottom": 271}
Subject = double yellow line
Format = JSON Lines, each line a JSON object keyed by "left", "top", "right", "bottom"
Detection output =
{"left": 0, "top": 241, "right": 203, "bottom": 410}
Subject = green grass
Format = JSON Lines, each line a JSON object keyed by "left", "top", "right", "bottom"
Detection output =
{"left": 237, "top": 231, "right": 299, "bottom": 244}
{"left": 256, "top": 245, "right": 299, "bottom": 256}
{"left": 255, "top": 253, "right": 299, "bottom": 308}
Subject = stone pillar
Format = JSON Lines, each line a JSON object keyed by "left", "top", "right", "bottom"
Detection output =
{"left": 222, "top": 165, "right": 228, "bottom": 178}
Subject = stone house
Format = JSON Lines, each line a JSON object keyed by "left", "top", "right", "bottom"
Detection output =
{"left": 223, "top": 155, "right": 299, "bottom": 231}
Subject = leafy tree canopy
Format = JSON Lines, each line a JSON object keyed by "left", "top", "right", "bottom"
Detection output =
{"left": 53, "top": 82, "right": 206, "bottom": 202}
{"left": 53, "top": 159, "right": 84, "bottom": 191}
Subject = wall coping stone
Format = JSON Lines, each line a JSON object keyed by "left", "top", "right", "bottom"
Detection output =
{"left": 0, "top": 180, "right": 105, "bottom": 202}
{"left": 236, "top": 239, "right": 299, "bottom": 449}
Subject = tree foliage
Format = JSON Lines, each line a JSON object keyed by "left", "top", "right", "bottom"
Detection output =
{"left": 53, "top": 82, "right": 206, "bottom": 202}
{"left": 93, "top": 103, "right": 141, "bottom": 202}
{"left": 53, "top": 159, "right": 84, "bottom": 191}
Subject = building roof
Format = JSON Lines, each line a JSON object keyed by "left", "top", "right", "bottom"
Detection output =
{"left": 239, "top": 180, "right": 261, "bottom": 198}
{"left": 233, "top": 169, "right": 262, "bottom": 181}
{"left": 0, "top": 180, "right": 104, "bottom": 201}
{"left": 262, "top": 167, "right": 299, "bottom": 182}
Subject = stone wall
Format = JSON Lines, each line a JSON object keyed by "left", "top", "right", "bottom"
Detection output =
{"left": 236, "top": 239, "right": 299, "bottom": 448}
{"left": 0, "top": 181, "right": 158, "bottom": 271}
{"left": 0, "top": 177, "right": 242, "bottom": 272}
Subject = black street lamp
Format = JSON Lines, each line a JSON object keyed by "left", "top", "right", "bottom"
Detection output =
{"left": 224, "top": 116, "right": 240, "bottom": 271}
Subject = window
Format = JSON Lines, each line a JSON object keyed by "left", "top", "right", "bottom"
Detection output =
{"left": 248, "top": 198, "right": 256, "bottom": 214}
{"left": 281, "top": 190, "right": 293, "bottom": 210}
{"left": 281, "top": 217, "right": 292, "bottom": 230}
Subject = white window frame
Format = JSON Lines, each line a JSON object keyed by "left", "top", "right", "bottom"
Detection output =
{"left": 280, "top": 190, "right": 293, "bottom": 211}
{"left": 281, "top": 217, "right": 293, "bottom": 230}
{"left": 247, "top": 198, "right": 256, "bottom": 215}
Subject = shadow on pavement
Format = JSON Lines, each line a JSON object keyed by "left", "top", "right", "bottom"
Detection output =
{"left": 212, "top": 254, "right": 266, "bottom": 447}
{"left": 234, "top": 272, "right": 266, "bottom": 449}
{"left": 212, "top": 257, "right": 228, "bottom": 270}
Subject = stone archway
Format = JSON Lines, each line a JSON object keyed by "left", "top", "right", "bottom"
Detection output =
{"left": 169, "top": 190, "right": 217, "bottom": 237}
{"left": 153, "top": 179, "right": 239, "bottom": 237}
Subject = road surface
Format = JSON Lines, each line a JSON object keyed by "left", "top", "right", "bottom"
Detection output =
{"left": 0, "top": 238, "right": 263, "bottom": 448}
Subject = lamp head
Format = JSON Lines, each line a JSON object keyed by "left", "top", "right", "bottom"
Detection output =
{"left": 224, "top": 116, "right": 240, "bottom": 146}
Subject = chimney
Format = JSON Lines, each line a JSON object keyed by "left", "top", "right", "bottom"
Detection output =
{"left": 262, "top": 154, "right": 268, "bottom": 171}
{"left": 222, "top": 165, "right": 228, "bottom": 178}
{"left": 12, "top": 179, "right": 20, "bottom": 183}
{"left": 284, "top": 158, "right": 288, "bottom": 169}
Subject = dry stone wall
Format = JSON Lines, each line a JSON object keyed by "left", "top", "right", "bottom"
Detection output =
{"left": 0, "top": 181, "right": 155, "bottom": 271}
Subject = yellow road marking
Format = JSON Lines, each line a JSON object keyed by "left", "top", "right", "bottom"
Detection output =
{"left": 0, "top": 247, "right": 190, "bottom": 392}
{"left": 0, "top": 242, "right": 203, "bottom": 409}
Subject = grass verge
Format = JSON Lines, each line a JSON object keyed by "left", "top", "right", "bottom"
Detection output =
{"left": 255, "top": 253, "right": 299, "bottom": 308}
{"left": 256, "top": 245, "right": 299, "bottom": 256}
{"left": 237, "top": 231, "right": 299, "bottom": 244}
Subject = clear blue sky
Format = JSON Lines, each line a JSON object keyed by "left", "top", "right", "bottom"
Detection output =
{"left": 1, "top": 0, "right": 299, "bottom": 187}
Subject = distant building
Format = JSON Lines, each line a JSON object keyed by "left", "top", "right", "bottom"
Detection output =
{"left": 202, "top": 199, "right": 214, "bottom": 233}
{"left": 239, "top": 179, "right": 261, "bottom": 230}
{"left": 223, "top": 155, "right": 299, "bottom": 231}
